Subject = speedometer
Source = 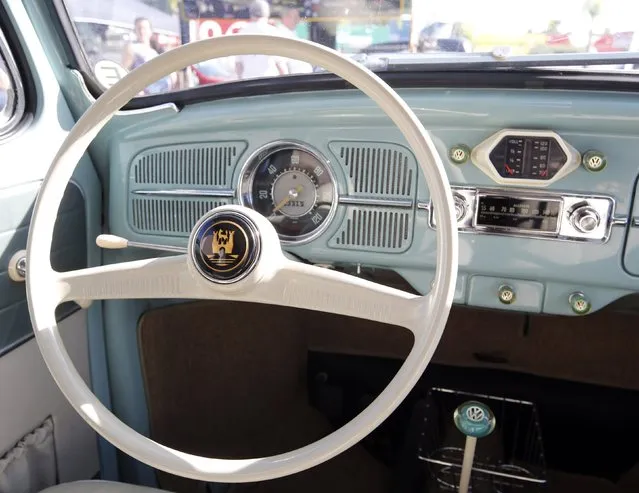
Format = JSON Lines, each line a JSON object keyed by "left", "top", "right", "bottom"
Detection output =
{"left": 238, "top": 141, "right": 338, "bottom": 244}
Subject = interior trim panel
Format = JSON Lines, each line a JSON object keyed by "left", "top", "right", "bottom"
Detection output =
{"left": 0, "top": 181, "right": 87, "bottom": 355}
{"left": 105, "top": 88, "right": 639, "bottom": 316}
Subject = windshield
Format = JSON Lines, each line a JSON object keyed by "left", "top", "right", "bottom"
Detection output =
{"left": 62, "top": 0, "right": 639, "bottom": 96}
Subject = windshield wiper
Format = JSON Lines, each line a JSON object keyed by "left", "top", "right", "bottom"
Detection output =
{"left": 343, "top": 51, "right": 639, "bottom": 73}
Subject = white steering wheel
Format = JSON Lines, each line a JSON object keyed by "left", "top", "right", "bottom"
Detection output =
{"left": 26, "top": 35, "right": 458, "bottom": 483}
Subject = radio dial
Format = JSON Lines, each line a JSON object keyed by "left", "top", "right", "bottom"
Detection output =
{"left": 570, "top": 205, "right": 600, "bottom": 233}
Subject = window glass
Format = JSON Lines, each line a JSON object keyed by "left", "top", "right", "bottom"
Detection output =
{"left": 62, "top": 0, "right": 639, "bottom": 97}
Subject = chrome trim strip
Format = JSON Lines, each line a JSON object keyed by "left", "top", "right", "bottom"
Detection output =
{"left": 338, "top": 196, "right": 413, "bottom": 208}
{"left": 132, "top": 189, "right": 236, "bottom": 198}
{"left": 417, "top": 202, "right": 430, "bottom": 211}
{"left": 417, "top": 456, "right": 546, "bottom": 485}
{"left": 0, "top": 26, "right": 27, "bottom": 138}
{"left": 632, "top": 217, "right": 639, "bottom": 227}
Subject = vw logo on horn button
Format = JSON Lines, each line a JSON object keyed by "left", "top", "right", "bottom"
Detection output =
{"left": 191, "top": 211, "right": 261, "bottom": 283}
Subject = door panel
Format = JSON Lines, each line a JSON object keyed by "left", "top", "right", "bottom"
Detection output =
{"left": 0, "top": 182, "right": 87, "bottom": 353}
{"left": 0, "top": 311, "right": 98, "bottom": 483}
{"left": 0, "top": 0, "right": 106, "bottom": 486}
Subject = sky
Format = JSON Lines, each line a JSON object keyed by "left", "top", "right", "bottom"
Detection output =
{"left": 414, "top": 0, "right": 639, "bottom": 35}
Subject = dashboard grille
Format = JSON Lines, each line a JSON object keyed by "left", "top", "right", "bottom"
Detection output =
{"left": 130, "top": 142, "right": 246, "bottom": 188}
{"left": 329, "top": 141, "right": 417, "bottom": 198}
{"left": 329, "top": 207, "right": 414, "bottom": 253}
{"left": 127, "top": 141, "right": 245, "bottom": 236}
{"left": 131, "top": 197, "right": 229, "bottom": 235}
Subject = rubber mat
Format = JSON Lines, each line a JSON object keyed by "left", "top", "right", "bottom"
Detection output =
{"left": 138, "top": 301, "right": 390, "bottom": 493}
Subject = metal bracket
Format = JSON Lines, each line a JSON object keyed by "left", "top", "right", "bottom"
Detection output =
{"left": 8, "top": 249, "right": 26, "bottom": 282}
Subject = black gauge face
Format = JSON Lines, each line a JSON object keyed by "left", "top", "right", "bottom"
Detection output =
{"left": 240, "top": 144, "right": 337, "bottom": 243}
{"left": 488, "top": 136, "right": 568, "bottom": 180}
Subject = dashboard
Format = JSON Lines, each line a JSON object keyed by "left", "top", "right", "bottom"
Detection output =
{"left": 108, "top": 87, "right": 639, "bottom": 316}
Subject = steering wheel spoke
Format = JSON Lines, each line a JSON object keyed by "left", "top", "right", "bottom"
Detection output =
{"left": 254, "top": 260, "right": 426, "bottom": 331}
{"left": 55, "top": 255, "right": 200, "bottom": 303}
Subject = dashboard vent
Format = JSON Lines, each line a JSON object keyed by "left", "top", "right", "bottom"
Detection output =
{"left": 329, "top": 207, "right": 414, "bottom": 253}
{"left": 130, "top": 141, "right": 246, "bottom": 188}
{"left": 130, "top": 196, "right": 230, "bottom": 236}
{"left": 328, "top": 141, "right": 417, "bottom": 198}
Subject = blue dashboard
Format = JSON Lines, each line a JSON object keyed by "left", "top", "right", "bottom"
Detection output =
{"left": 104, "top": 87, "right": 639, "bottom": 316}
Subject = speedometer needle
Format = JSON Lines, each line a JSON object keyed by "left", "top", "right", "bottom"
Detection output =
{"left": 272, "top": 185, "right": 304, "bottom": 214}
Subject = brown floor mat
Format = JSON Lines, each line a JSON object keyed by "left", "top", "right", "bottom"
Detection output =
{"left": 432, "top": 307, "right": 639, "bottom": 390}
{"left": 138, "top": 301, "right": 390, "bottom": 493}
{"left": 309, "top": 305, "right": 639, "bottom": 391}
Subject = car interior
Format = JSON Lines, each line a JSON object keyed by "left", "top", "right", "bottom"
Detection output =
{"left": 1, "top": 1, "right": 639, "bottom": 493}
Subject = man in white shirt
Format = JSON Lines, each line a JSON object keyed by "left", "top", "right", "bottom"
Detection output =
{"left": 235, "top": 0, "right": 288, "bottom": 80}
{"left": 279, "top": 8, "right": 314, "bottom": 74}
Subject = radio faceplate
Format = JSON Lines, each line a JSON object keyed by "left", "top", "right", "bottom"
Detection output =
{"left": 427, "top": 187, "right": 615, "bottom": 242}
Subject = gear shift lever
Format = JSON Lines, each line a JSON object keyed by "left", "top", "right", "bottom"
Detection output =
{"left": 453, "top": 401, "right": 496, "bottom": 493}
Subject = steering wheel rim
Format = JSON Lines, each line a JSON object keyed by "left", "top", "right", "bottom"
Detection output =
{"left": 26, "top": 34, "right": 458, "bottom": 483}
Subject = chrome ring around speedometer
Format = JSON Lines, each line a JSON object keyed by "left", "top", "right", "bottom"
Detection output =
{"left": 238, "top": 140, "right": 338, "bottom": 245}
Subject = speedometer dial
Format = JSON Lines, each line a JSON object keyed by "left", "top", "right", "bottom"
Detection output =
{"left": 239, "top": 141, "right": 337, "bottom": 244}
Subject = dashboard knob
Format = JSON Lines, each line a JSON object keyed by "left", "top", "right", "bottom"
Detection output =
{"left": 570, "top": 206, "right": 600, "bottom": 233}
{"left": 498, "top": 285, "right": 516, "bottom": 305}
{"left": 569, "top": 292, "right": 591, "bottom": 315}
{"left": 449, "top": 144, "right": 471, "bottom": 165}
{"left": 454, "top": 194, "right": 468, "bottom": 222}
{"left": 430, "top": 194, "right": 467, "bottom": 227}
{"left": 582, "top": 150, "right": 607, "bottom": 172}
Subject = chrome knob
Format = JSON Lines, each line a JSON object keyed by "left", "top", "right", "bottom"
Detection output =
{"left": 570, "top": 205, "right": 600, "bottom": 233}
{"left": 454, "top": 194, "right": 468, "bottom": 222}
{"left": 431, "top": 194, "right": 467, "bottom": 227}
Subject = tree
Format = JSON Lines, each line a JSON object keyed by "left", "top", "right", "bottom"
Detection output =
{"left": 584, "top": 0, "right": 602, "bottom": 51}
{"left": 546, "top": 20, "right": 561, "bottom": 35}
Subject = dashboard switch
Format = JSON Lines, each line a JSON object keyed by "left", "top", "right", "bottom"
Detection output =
{"left": 582, "top": 150, "right": 607, "bottom": 172}
{"left": 498, "top": 285, "right": 516, "bottom": 304}
{"left": 449, "top": 144, "right": 471, "bottom": 165}
{"left": 569, "top": 292, "right": 591, "bottom": 315}
{"left": 570, "top": 205, "right": 600, "bottom": 233}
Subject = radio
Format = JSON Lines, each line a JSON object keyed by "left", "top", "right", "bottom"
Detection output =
{"left": 426, "top": 187, "right": 614, "bottom": 242}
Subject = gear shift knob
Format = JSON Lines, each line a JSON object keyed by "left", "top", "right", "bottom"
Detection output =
{"left": 454, "top": 401, "right": 496, "bottom": 493}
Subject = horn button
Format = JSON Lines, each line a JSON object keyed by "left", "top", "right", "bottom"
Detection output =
{"left": 190, "top": 210, "right": 261, "bottom": 284}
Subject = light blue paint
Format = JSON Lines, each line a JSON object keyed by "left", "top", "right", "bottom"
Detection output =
{"left": 12, "top": 0, "right": 639, "bottom": 484}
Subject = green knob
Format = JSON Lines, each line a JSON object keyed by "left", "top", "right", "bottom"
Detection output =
{"left": 498, "top": 285, "right": 516, "bottom": 305}
{"left": 454, "top": 401, "right": 496, "bottom": 438}
{"left": 569, "top": 292, "right": 591, "bottom": 315}
{"left": 449, "top": 144, "right": 471, "bottom": 165}
{"left": 582, "top": 150, "right": 607, "bottom": 172}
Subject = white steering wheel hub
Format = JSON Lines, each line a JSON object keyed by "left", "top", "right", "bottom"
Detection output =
{"left": 26, "top": 34, "right": 458, "bottom": 483}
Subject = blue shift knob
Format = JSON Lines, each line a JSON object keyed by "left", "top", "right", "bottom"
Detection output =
{"left": 454, "top": 401, "right": 496, "bottom": 438}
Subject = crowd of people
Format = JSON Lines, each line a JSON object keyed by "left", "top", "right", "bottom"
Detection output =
{"left": 235, "top": 0, "right": 313, "bottom": 79}
{"left": 120, "top": 0, "right": 315, "bottom": 95}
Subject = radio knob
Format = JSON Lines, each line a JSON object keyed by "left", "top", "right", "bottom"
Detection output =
{"left": 570, "top": 206, "right": 600, "bottom": 233}
{"left": 431, "top": 194, "right": 467, "bottom": 227}
{"left": 454, "top": 195, "right": 468, "bottom": 222}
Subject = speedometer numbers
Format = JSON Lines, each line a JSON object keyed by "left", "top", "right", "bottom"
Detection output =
{"left": 239, "top": 142, "right": 337, "bottom": 244}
